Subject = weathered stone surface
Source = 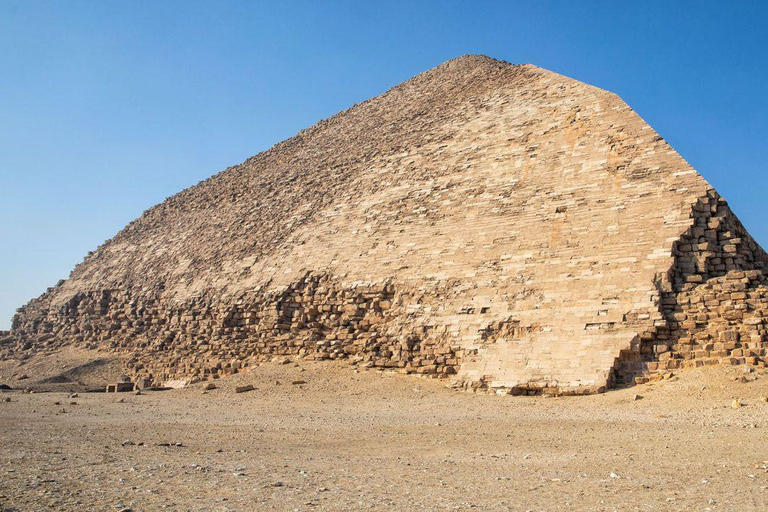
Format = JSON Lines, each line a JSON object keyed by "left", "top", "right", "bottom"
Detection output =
{"left": 3, "top": 55, "right": 767, "bottom": 394}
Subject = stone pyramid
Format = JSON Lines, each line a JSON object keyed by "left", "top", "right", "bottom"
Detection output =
{"left": 6, "top": 55, "right": 768, "bottom": 394}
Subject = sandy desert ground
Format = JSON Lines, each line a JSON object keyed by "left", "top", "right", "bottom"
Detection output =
{"left": 2, "top": 349, "right": 768, "bottom": 511}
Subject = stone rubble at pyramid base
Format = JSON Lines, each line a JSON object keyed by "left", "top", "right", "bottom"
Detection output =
{"left": 6, "top": 270, "right": 768, "bottom": 395}
{"left": 3, "top": 274, "right": 466, "bottom": 389}
{"left": 629, "top": 271, "right": 768, "bottom": 382}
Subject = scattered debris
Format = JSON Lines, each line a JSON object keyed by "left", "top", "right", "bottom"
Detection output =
{"left": 164, "top": 380, "right": 188, "bottom": 389}
{"left": 106, "top": 381, "right": 134, "bottom": 393}
{"left": 235, "top": 384, "right": 254, "bottom": 393}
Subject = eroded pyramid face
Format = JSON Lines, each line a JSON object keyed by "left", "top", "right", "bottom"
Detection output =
{"left": 6, "top": 55, "right": 768, "bottom": 394}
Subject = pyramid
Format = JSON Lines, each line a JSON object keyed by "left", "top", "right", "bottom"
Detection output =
{"left": 5, "top": 55, "right": 768, "bottom": 394}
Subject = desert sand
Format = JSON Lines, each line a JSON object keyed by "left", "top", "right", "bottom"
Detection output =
{"left": 2, "top": 350, "right": 768, "bottom": 511}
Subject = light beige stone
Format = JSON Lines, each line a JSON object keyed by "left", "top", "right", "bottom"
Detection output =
{"left": 5, "top": 55, "right": 768, "bottom": 395}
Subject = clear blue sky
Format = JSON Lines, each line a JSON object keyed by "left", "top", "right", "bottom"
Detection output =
{"left": 1, "top": 1, "right": 767, "bottom": 329}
